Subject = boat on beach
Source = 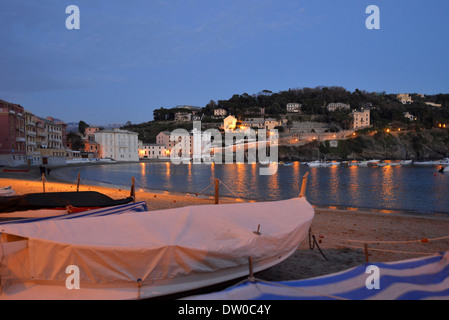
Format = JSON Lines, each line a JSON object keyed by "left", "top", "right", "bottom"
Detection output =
{"left": 0, "top": 201, "right": 149, "bottom": 225}
{"left": 0, "top": 197, "right": 315, "bottom": 300}
{"left": 185, "top": 252, "right": 449, "bottom": 300}
{"left": 0, "top": 187, "right": 15, "bottom": 197}
{"left": 0, "top": 191, "right": 134, "bottom": 214}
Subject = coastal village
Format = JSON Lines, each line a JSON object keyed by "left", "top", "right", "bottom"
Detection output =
{"left": 1, "top": 91, "right": 448, "bottom": 167}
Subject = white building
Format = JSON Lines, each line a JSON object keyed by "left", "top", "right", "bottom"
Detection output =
{"left": 95, "top": 129, "right": 139, "bottom": 162}
{"left": 327, "top": 103, "right": 350, "bottom": 112}
{"left": 214, "top": 108, "right": 227, "bottom": 117}
{"left": 286, "top": 103, "right": 302, "bottom": 113}
{"left": 352, "top": 108, "right": 371, "bottom": 130}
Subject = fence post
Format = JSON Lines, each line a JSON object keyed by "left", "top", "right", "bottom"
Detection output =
{"left": 131, "top": 177, "right": 136, "bottom": 203}
{"left": 42, "top": 173, "right": 46, "bottom": 193}
{"left": 76, "top": 173, "right": 80, "bottom": 192}
{"left": 299, "top": 172, "right": 309, "bottom": 198}
{"left": 214, "top": 178, "right": 219, "bottom": 204}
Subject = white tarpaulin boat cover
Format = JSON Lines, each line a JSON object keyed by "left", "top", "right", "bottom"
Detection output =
{"left": 0, "top": 197, "right": 314, "bottom": 299}
{"left": 185, "top": 252, "right": 449, "bottom": 300}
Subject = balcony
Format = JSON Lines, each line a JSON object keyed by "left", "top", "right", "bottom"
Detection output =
{"left": 16, "top": 137, "right": 26, "bottom": 142}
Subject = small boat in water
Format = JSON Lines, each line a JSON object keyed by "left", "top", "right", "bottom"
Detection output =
{"left": 0, "top": 191, "right": 134, "bottom": 214}
{"left": 0, "top": 197, "right": 315, "bottom": 300}
{"left": 414, "top": 160, "right": 441, "bottom": 166}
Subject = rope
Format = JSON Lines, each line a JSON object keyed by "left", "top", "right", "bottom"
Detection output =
{"left": 318, "top": 234, "right": 449, "bottom": 245}
{"left": 218, "top": 179, "right": 242, "bottom": 199}
{"left": 308, "top": 228, "right": 328, "bottom": 261}
{"left": 191, "top": 180, "right": 215, "bottom": 197}
{"left": 134, "top": 179, "right": 147, "bottom": 189}
{"left": 346, "top": 245, "right": 444, "bottom": 257}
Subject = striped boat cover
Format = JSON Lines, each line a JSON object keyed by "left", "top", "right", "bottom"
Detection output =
{"left": 0, "top": 201, "right": 148, "bottom": 225}
{"left": 186, "top": 252, "right": 449, "bottom": 300}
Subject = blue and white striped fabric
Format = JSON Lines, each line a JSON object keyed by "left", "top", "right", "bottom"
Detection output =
{"left": 186, "top": 252, "right": 449, "bottom": 300}
{"left": 0, "top": 201, "right": 148, "bottom": 225}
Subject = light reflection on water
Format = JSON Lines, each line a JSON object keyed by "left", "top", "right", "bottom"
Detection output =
{"left": 58, "top": 162, "right": 449, "bottom": 215}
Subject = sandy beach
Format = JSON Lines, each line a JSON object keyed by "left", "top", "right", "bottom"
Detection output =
{"left": 1, "top": 166, "right": 449, "bottom": 283}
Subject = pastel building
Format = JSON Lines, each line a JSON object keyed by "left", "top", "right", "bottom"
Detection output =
{"left": 223, "top": 115, "right": 237, "bottom": 132}
{"left": 0, "top": 100, "right": 26, "bottom": 166}
{"left": 94, "top": 129, "right": 139, "bottom": 162}
{"left": 352, "top": 108, "right": 371, "bottom": 129}
{"left": 139, "top": 144, "right": 169, "bottom": 159}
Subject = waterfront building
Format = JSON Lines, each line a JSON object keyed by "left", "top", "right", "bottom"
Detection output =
{"left": 0, "top": 100, "right": 26, "bottom": 166}
{"left": 24, "top": 110, "right": 40, "bottom": 165}
{"left": 37, "top": 116, "right": 67, "bottom": 165}
{"left": 156, "top": 131, "right": 178, "bottom": 150}
{"left": 94, "top": 129, "right": 139, "bottom": 162}
{"left": 139, "top": 144, "right": 169, "bottom": 159}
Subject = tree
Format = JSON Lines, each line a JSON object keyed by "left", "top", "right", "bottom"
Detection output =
{"left": 67, "top": 132, "right": 84, "bottom": 151}
{"left": 78, "top": 121, "right": 89, "bottom": 135}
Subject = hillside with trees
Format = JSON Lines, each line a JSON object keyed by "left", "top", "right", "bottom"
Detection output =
{"left": 123, "top": 86, "right": 449, "bottom": 159}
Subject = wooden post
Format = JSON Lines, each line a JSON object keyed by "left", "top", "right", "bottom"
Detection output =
{"left": 299, "top": 172, "right": 309, "bottom": 198}
{"left": 364, "top": 244, "right": 370, "bottom": 263}
{"left": 214, "top": 178, "right": 219, "bottom": 205}
{"left": 76, "top": 173, "right": 81, "bottom": 192}
{"left": 248, "top": 257, "right": 255, "bottom": 282}
{"left": 131, "top": 177, "right": 136, "bottom": 203}
{"left": 42, "top": 173, "right": 46, "bottom": 193}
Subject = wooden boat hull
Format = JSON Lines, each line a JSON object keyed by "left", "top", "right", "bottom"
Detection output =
{"left": 0, "top": 191, "right": 133, "bottom": 213}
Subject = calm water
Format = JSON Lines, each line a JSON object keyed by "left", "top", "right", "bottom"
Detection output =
{"left": 56, "top": 162, "right": 449, "bottom": 215}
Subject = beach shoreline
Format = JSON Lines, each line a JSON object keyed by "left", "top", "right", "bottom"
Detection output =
{"left": 1, "top": 167, "right": 449, "bottom": 282}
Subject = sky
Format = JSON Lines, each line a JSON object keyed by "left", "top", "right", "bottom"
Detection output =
{"left": 0, "top": 0, "right": 448, "bottom": 125}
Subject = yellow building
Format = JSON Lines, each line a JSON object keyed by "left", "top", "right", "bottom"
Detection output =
{"left": 223, "top": 115, "right": 237, "bottom": 132}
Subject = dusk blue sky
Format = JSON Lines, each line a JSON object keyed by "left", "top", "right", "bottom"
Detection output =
{"left": 1, "top": 1, "right": 448, "bottom": 125}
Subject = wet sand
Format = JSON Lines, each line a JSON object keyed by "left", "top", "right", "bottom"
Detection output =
{"left": 1, "top": 166, "right": 449, "bottom": 282}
